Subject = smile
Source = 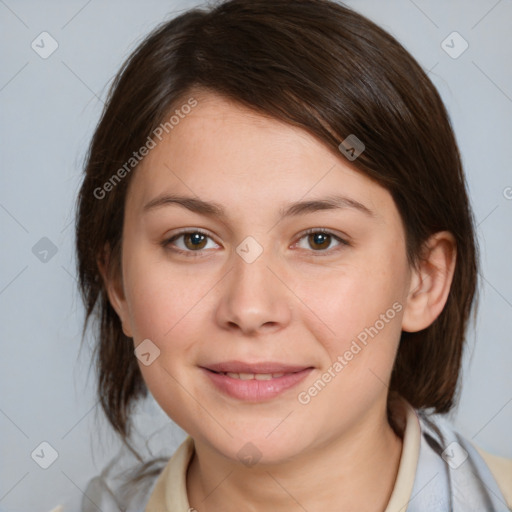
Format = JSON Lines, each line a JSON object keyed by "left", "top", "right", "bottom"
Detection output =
{"left": 215, "top": 372, "right": 286, "bottom": 380}
{"left": 201, "top": 362, "right": 314, "bottom": 401}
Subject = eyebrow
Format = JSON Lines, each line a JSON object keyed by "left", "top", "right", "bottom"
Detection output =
{"left": 143, "top": 193, "right": 375, "bottom": 219}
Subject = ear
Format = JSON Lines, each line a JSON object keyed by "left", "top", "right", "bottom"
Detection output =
{"left": 402, "top": 231, "right": 457, "bottom": 333}
{"left": 97, "top": 243, "right": 133, "bottom": 338}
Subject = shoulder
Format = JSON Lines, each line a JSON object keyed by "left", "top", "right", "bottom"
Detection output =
{"left": 416, "top": 409, "right": 512, "bottom": 511}
{"left": 476, "top": 447, "right": 512, "bottom": 509}
{"left": 81, "top": 456, "right": 167, "bottom": 512}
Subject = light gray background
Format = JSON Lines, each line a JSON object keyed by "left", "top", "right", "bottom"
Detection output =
{"left": 1, "top": 0, "right": 511, "bottom": 510}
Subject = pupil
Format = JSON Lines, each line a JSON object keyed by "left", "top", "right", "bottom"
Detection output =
{"left": 191, "top": 233, "right": 204, "bottom": 245}
{"left": 185, "top": 233, "right": 331, "bottom": 251}
{"left": 185, "top": 232, "right": 206, "bottom": 250}
{"left": 310, "top": 233, "right": 329, "bottom": 249}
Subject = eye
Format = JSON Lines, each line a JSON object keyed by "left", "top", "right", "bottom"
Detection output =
{"left": 162, "top": 228, "right": 350, "bottom": 258}
{"left": 294, "top": 228, "right": 350, "bottom": 254}
{"left": 162, "top": 229, "right": 219, "bottom": 257}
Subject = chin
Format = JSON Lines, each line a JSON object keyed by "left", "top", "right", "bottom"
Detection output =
{"left": 202, "top": 426, "right": 311, "bottom": 468}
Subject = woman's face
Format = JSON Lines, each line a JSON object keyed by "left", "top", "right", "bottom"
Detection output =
{"left": 112, "top": 91, "right": 413, "bottom": 464}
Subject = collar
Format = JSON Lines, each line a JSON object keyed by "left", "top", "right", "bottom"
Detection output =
{"left": 144, "top": 399, "right": 422, "bottom": 511}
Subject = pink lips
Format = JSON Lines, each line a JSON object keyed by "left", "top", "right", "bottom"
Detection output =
{"left": 201, "top": 360, "right": 313, "bottom": 401}
{"left": 205, "top": 360, "right": 310, "bottom": 374}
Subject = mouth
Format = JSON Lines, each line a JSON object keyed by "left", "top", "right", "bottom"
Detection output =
{"left": 200, "top": 361, "right": 314, "bottom": 401}
{"left": 203, "top": 360, "right": 312, "bottom": 374}
{"left": 206, "top": 371, "right": 292, "bottom": 380}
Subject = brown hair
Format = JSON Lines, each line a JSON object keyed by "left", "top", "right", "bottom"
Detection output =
{"left": 75, "top": 0, "right": 478, "bottom": 445}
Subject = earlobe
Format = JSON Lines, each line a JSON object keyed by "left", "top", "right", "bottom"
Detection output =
{"left": 97, "top": 243, "right": 133, "bottom": 338}
{"left": 402, "top": 231, "right": 457, "bottom": 333}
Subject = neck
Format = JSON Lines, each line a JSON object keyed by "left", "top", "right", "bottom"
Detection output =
{"left": 186, "top": 400, "right": 404, "bottom": 512}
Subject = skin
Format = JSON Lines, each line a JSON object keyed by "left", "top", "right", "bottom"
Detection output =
{"left": 102, "top": 90, "right": 456, "bottom": 511}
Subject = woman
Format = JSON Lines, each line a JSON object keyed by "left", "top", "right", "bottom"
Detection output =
{"left": 74, "top": 0, "right": 512, "bottom": 510}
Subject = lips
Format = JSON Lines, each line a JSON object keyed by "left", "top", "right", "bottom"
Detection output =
{"left": 201, "top": 360, "right": 314, "bottom": 401}
{"left": 203, "top": 360, "right": 311, "bottom": 374}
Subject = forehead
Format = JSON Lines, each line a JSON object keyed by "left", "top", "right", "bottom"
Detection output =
{"left": 125, "top": 92, "right": 392, "bottom": 220}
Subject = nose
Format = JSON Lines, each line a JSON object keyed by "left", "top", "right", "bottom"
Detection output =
{"left": 214, "top": 242, "right": 292, "bottom": 337}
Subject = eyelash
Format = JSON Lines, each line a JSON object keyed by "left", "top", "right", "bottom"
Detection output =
{"left": 161, "top": 228, "right": 350, "bottom": 258}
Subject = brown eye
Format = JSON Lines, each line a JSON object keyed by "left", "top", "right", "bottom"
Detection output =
{"left": 182, "top": 232, "right": 208, "bottom": 250}
{"left": 307, "top": 232, "right": 332, "bottom": 250}
{"left": 162, "top": 230, "right": 218, "bottom": 256}
{"left": 295, "top": 229, "right": 349, "bottom": 254}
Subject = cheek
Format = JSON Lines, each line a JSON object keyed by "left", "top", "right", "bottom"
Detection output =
{"left": 301, "top": 256, "right": 405, "bottom": 346}
{"left": 294, "top": 248, "right": 407, "bottom": 402}
{"left": 122, "top": 245, "right": 212, "bottom": 342}
{"left": 122, "top": 250, "right": 216, "bottom": 427}
{"left": 294, "top": 272, "right": 404, "bottom": 421}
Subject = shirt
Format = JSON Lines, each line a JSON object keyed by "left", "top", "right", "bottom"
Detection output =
{"left": 74, "top": 399, "right": 512, "bottom": 511}
{"left": 143, "top": 400, "right": 512, "bottom": 511}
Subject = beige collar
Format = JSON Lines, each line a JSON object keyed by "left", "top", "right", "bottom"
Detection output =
{"left": 145, "top": 401, "right": 421, "bottom": 511}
